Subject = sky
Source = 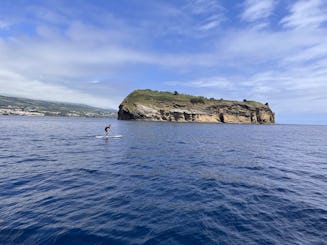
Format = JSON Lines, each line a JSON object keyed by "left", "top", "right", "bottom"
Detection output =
{"left": 0, "top": 0, "right": 327, "bottom": 124}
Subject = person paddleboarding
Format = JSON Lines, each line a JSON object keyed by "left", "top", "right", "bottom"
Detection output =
{"left": 105, "top": 124, "right": 111, "bottom": 137}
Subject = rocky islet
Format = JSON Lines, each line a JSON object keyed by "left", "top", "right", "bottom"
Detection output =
{"left": 118, "top": 89, "right": 275, "bottom": 124}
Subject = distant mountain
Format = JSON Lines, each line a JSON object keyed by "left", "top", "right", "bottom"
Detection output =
{"left": 0, "top": 95, "right": 116, "bottom": 118}
{"left": 118, "top": 89, "right": 275, "bottom": 124}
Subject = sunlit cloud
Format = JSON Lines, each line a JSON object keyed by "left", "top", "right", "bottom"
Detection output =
{"left": 166, "top": 76, "right": 234, "bottom": 89}
{"left": 0, "top": 69, "right": 115, "bottom": 108}
{"left": 184, "top": 0, "right": 225, "bottom": 31}
{"left": 241, "top": 0, "right": 276, "bottom": 22}
{"left": 281, "top": 0, "right": 327, "bottom": 29}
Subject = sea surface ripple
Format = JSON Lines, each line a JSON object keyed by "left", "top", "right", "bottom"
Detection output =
{"left": 0, "top": 116, "right": 327, "bottom": 244}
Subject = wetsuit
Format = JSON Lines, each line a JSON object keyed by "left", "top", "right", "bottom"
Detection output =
{"left": 105, "top": 125, "right": 111, "bottom": 136}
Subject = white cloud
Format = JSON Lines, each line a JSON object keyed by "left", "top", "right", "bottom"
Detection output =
{"left": 166, "top": 63, "right": 327, "bottom": 116}
{"left": 184, "top": 0, "right": 225, "bottom": 31}
{"left": 1, "top": 37, "right": 153, "bottom": 78}
{"left": 241, "top": 0, "right": 276, "bottom": 22}
{"left": 166, "top": 76, "right": 233, "bottom": 89}
{"left": 282, "top": 44, "right": 327, "bottom": 64}
{"left": 198, "top": 19, "right": 221, "bottom": 31}
{"left": 217, "top": 27, "right": 327, "bottom": 68}
{"left": 281, "top": 0, "right": 327, "bottom": 29}
{"left": 164, "top": 18, "right": 327, "bottom": 119}
{"left": 185, "top": 0, "right": 223, "bottom": 15}
{"left": 245, "top": 68, "right": 327, "bottom": 114}
{"left": 90, "top": 80, "right": 101, "bottom": 84}
{"left": 0, "top": 69, "right": 115, "bottom": 108}
{"left": 0, "top": 12, "right": 219, "bottom": 109}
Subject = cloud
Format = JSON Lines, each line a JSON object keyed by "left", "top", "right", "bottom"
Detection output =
{"left": 185, "top": 0, "right": 222, "bottom": 15}
{"left": 282, "top": 43, "right": 327, "bottom": 64}
{"left": 214, "top": 24, "right": 327, "bottom": 72}
{"left": 166, "top": 76, "right": 233, "bottom": 89}
{"left": 241, "top": 0, "right": 276, "bottom": 22}
{"left": 0, "top": 69, "right": 115, "bottom": 108}
{"left": 163, "top": 10, "right": 327, "bottom": 119}
{"left": 198, "top": 19, "right": 221, "bottom": 31}
{"left": 184, "top": 0, "right": 225, "bottom": 31}
{"left": 243, "top": 68, "right": 327, "bottom": 114}
{"left": 165, "top": 62, "right": 327, "bottom": 116}
{"left": 90, "top": 80, "right": 101, "bottom": 84}
{"left": 281, "top": 0, "right": 327, "bottom": 29}
{"left": 0, "top": 4, "right": 220, "bottom": 109}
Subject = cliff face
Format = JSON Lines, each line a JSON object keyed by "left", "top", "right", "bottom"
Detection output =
{"left": 118, "top": 90, "right": 275, "bottom": 124}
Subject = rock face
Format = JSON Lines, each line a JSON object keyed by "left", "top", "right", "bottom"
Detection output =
{"left": 118, "top": 90, "right": 275, "bottom": 124}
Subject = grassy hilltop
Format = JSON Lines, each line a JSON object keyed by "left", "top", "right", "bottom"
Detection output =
{"left": 122, "top": 89, "right": 266, "bottom": 110}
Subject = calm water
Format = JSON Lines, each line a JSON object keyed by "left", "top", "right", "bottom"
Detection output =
{"left": 0, "top": 116, "right": 327, "bottom": 244}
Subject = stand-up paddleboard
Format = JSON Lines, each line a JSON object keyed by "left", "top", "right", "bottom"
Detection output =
{"left": 96, "top": 135, "right": 123, "bottom": 139}
{"left": 110, "top": 135, "right": 123, "bottom": 138}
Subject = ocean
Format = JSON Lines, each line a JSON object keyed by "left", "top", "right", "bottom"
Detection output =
{"left": 0, "top": 116, "right": 326, "bottom": 244}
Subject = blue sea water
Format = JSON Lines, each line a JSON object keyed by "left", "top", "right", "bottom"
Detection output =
{"left": 0, "top": 116, "right": 327, "bottom": 244}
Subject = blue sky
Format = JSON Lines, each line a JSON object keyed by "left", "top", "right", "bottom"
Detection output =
{"left": 0, "top": 0, "right": 327, "bottom": 124}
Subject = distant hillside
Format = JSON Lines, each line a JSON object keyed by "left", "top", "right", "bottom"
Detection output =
{"left": 0, "top": 95, "right": 116, "bottom": 118}
{"left": 118, "top": 89, "right": 275, "bottom": 124}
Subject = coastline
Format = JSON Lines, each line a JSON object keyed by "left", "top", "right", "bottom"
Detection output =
{"left": 0, "top": 108, "right": 116, "bottom": 118}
